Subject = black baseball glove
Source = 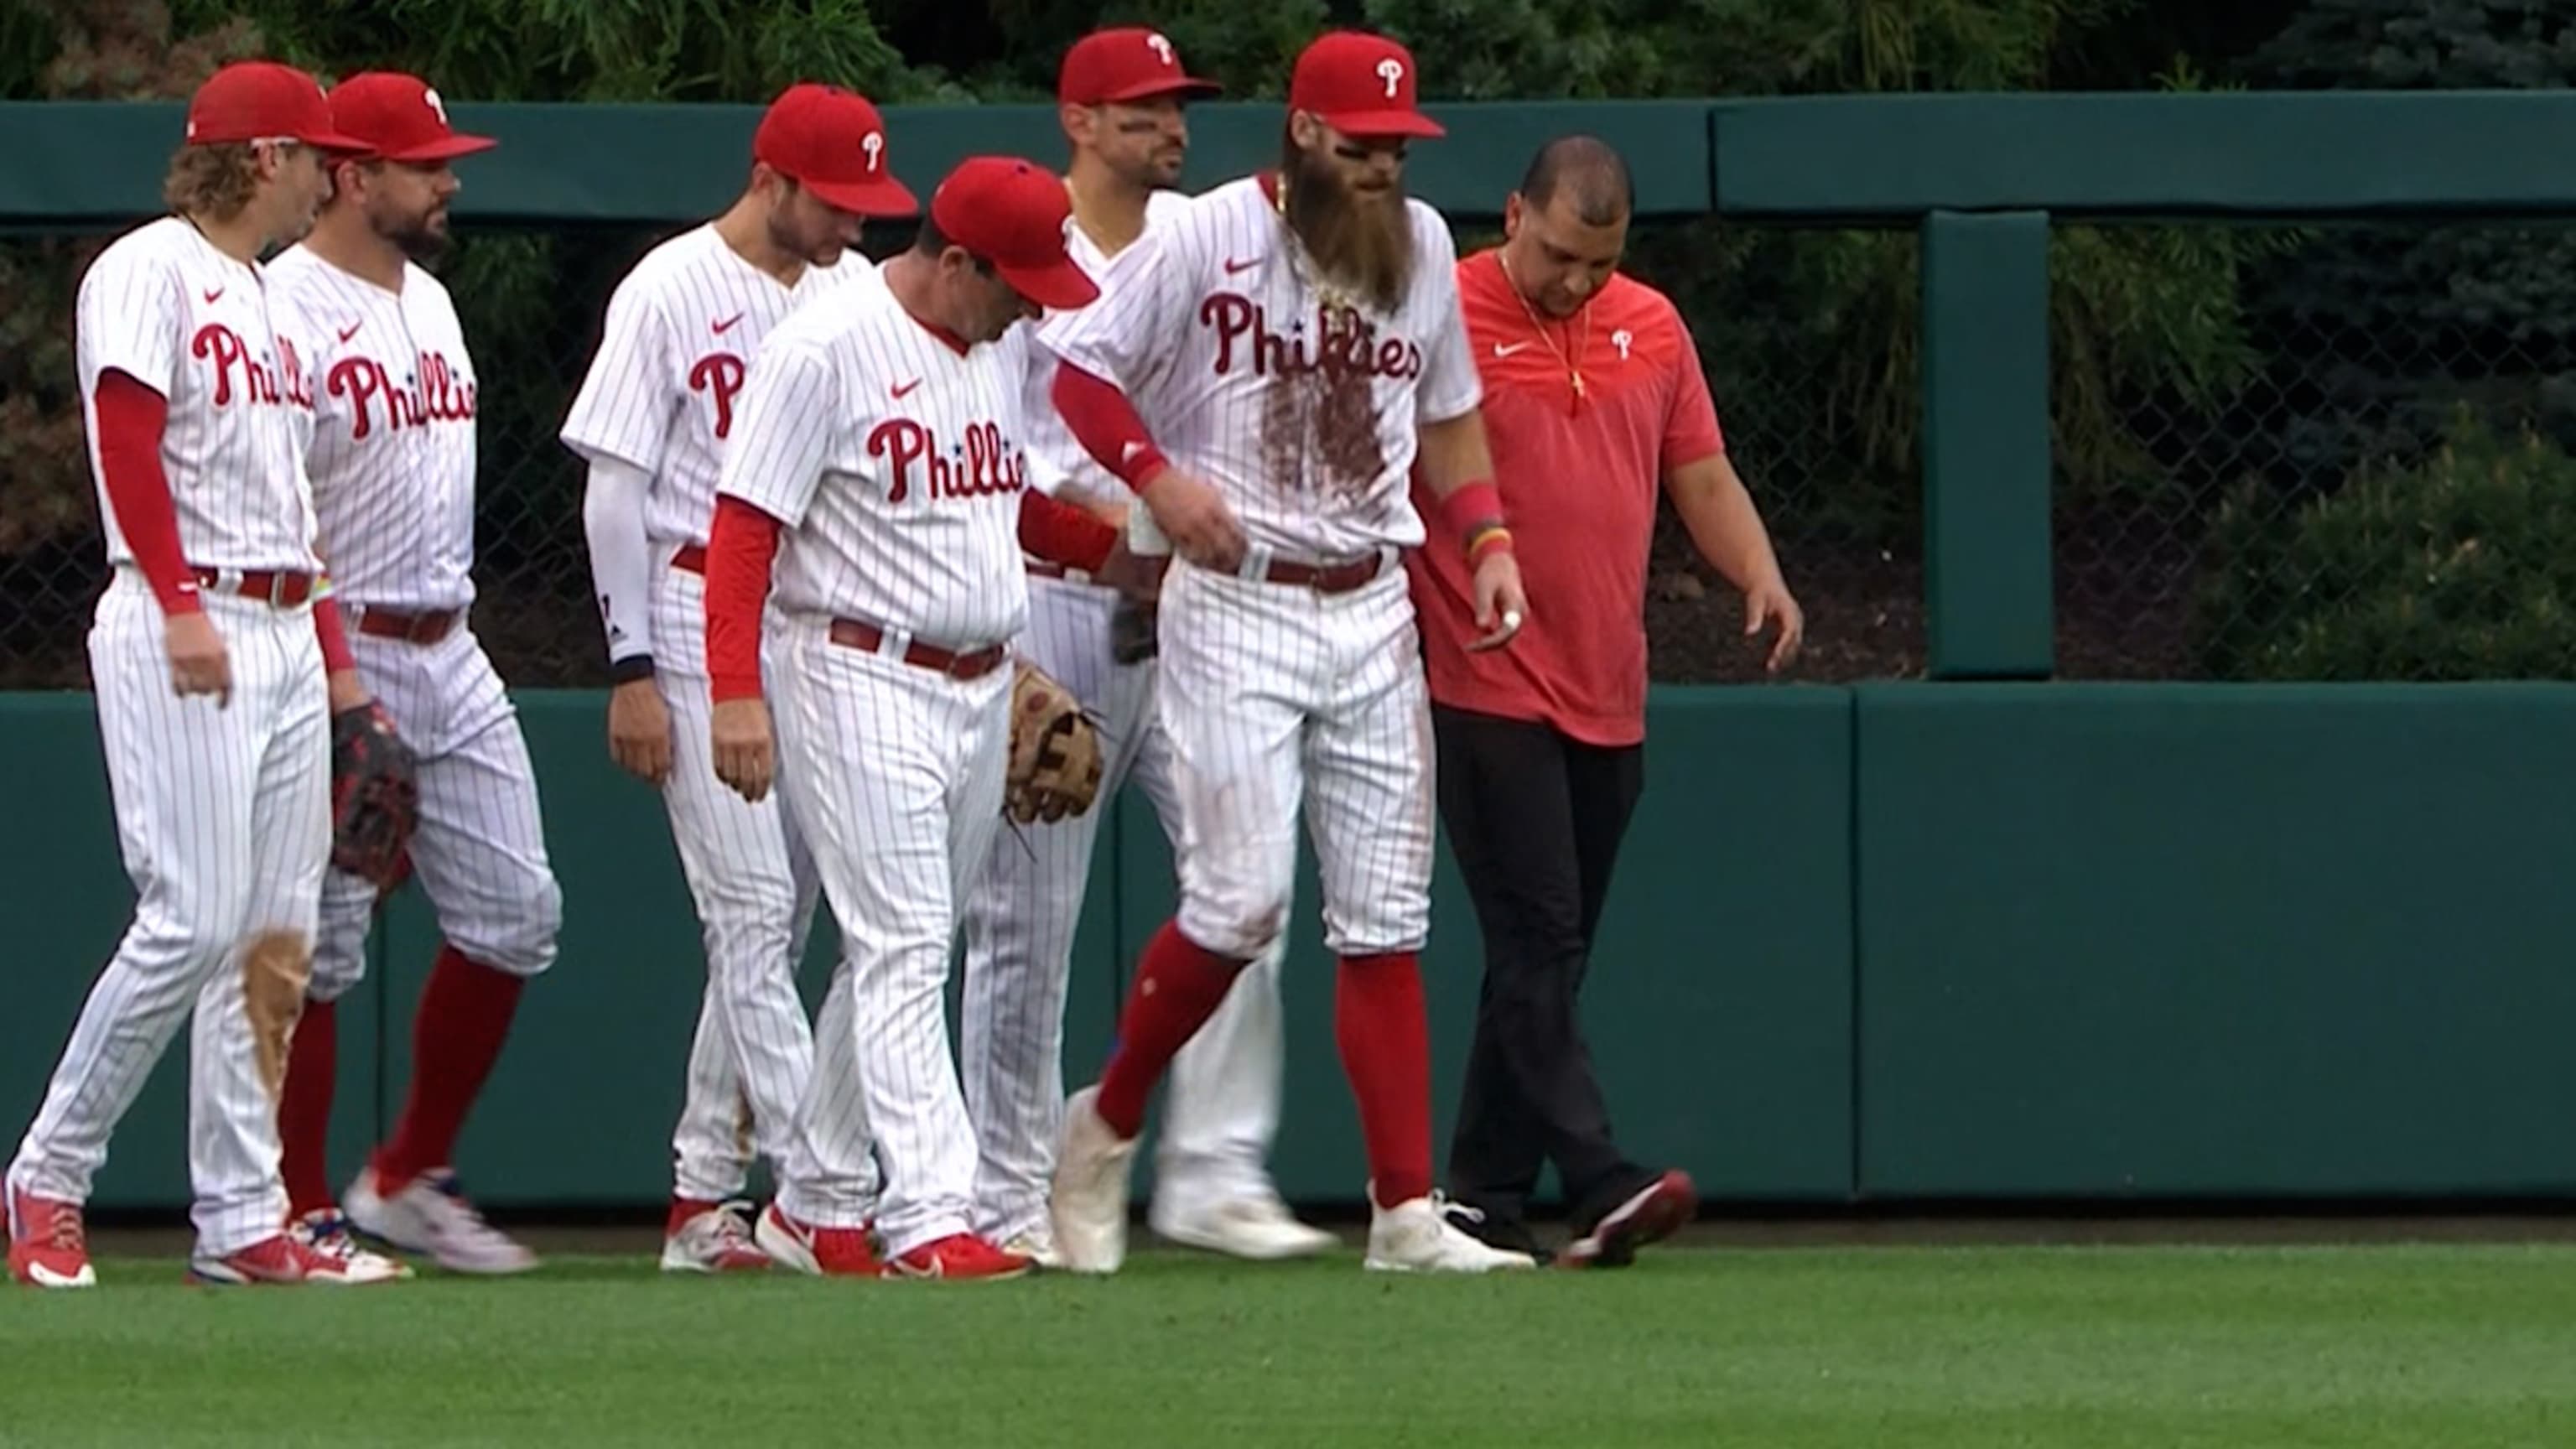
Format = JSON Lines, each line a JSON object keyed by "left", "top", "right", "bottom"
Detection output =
{"left": 330, "top": 701, "right": 419, "bottom": 890}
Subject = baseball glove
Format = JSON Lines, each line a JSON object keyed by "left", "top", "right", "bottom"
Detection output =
{"left": 330, "top": 702, "right": 419, "bottom": 891}
{"left": 1004, "top": 659, "right": 1104, "bottom": 825}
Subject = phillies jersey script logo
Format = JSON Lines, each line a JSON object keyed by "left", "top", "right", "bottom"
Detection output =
{"left": 690, "top": 352, "right": 746, "bottom": 439}
{"left": 325, "top": 351, "right": 478, "bottom": 439}
{"left": 190, "top": 323, "right": 314, "bottom": 409}
{"left": 1197, "top": 295, "right": 1425, "bottom": 382}
{"left": 866, "top": 418, "right": 1025, "bottom": 504}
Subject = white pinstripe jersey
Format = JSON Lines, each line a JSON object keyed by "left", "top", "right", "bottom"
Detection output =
{"left": 266, "top": 249, "right": 479, "bottom": 610}
{"left": 75, "top": 216, "right": 322, "bottom": 574}
{"left": 1017, "top": 187, "right": 1195, "bottom": 516}
{"left": 718, "top": 274, "right": 1056, "bottom": 650}
{"left": 559, "top": 224, "right": 875, "bottom": 553}
{"left": 1035, "top": 177, "right": 1481, "bottom": 558}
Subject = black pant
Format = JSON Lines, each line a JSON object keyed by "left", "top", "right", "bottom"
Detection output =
{"left": 1434, "top": 704, "right": 1653, "bottom": 1233}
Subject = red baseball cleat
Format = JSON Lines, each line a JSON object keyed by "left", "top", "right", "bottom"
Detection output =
{"left": 753, "top": 1202, "right": 881, "bottom": 1277}
{"left": 190, "top": 1232, "right": 406, "bottom": 1285}
{"left": 882, "top": 1233, "right": 1033, "bottom": 1281}
{"left": 661, "top": 1199, "right": 772, "bottom": 1274}
{"left": 8, "top": 1186, "right": 94, "bottom": 1290}
{"left": 1558, "top": 1170, "right": 1699, "bottom": 1269}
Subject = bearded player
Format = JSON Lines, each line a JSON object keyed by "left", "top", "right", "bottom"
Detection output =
{"left": 8, "top": 61, "right": 400, "bottom": 1289}
{"left": 266, "top": 71, "right": 562, "bottom": 1278}
{"left": 564, "top": 83, "right": 918, "bottom": 1274}
{"left": 1039, "top": 31, "right": 1536, "bottom": 1275}
{"left": 954, "top": 26, "right": 1333, "bottom": 1267}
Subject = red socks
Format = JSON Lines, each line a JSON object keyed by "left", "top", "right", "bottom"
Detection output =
{"left": 278, "top": 998, "right": 337, "bottom": 1218}
{"left": 371, "top": 946, "right": 525, "bottom": 1187}
{"left": 1094, "top": 922, "right": 1247, "bottom": 1137}
{"left": 1337, "top": 953, "right": 1433, "bottom": 1208}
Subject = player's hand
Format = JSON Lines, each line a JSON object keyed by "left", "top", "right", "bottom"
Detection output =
{"left": 1138, "top": 467, "right": 1246, "bottom": 573}
{"left": 1467, "top": 551, "right": 1528, "bottom": 653}
{"left": 1744, "top": 575, "right": 1805, "bottom": 673}
{"left": 710, "top": 697, "right": 774, "bottom": 804}
{"left": 164, "top": 610, "right": 233, "bottom": 706}
{"left": 608, "top": 678, "right": 674, "bottom": 787}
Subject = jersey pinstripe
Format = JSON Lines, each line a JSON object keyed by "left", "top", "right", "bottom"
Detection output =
{"left": 1015, "top": 189, "right": 1195, "bottom": 522}
{"left": 719, "top": 278, "right": 1048, "bottom": 647}
{"left": 266, "top": 251, "right": 478, "bottom": 610}
{"left": 559, "top": 225, "right": 875, "bottom": 555}
{"left": 75, "top": 216, "right": 322, "bottom": 573}
{"left": 1035, "top": 179, "right": 1479, "bottom": 558}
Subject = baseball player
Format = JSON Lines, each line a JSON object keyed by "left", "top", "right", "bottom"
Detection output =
{"left": 953, "top": 27, "right": 1333, "bottom": 1267}
{"left": 704, "top": 155, "right": 1102, "bottom": 1281}
{"left": 1038, "top": 30, "right": 1541, "bottom": 1275}
{"left": 263, "top": 71, "right": 562, "bottom": 1280}
{"left": 563, "top": 84, "right": 917, "bottom": 1275}
{"left": 7, "top": 61, "right": 402, "bottom": 1288}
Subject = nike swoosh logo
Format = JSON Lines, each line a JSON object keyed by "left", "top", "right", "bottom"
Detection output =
{"left": 203, "top": 288, "right": 224, "bottom": 304}
{"left": 892, "top": 378, "right": 923, "bottom": 399}
{"left": 1223, "top": 257, "right": 1259, "bottom": 274}
{"left": 713, "top": 313, "right": 745, "bottom": 334}
{"left": 1119, "top": 440, "right": 1149, "bottom": 463}
{"left": 1492, "top": 342, "right": 1532, "bottom": 357}
{"left": 337, "top": 321, "right": 362, "bottom": 342}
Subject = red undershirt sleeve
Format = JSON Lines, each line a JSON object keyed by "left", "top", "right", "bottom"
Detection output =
{"left": 704, "top": 493, "right": 782, "bottom": 703}
{"left": 1049, "top": 361, "right": 1169, "bottom": 492}
{"left": 312, "top": 594, "right": 356, "bottom": 672}
{"left": 1017, "top": 491, "right": 1118, "bottom": 574}
{"left": 92, "top": 369, "right": 200, "bottom": 617}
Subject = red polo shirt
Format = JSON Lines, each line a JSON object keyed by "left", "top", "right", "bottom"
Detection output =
{"left": 1406, "top": 251, "right": 1725, "bottom": 747}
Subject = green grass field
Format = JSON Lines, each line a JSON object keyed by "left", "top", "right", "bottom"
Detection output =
{"left": 8, "top": 1238, "right": 2576, "bottom": 1447}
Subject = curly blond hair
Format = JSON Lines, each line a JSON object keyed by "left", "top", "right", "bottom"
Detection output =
{"left": 160, "top": 143, "right": 261, "bottom": 222}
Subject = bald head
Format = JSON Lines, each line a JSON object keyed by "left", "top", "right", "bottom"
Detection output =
{"left": 1517, "top": 136, "right": 1633, "bottom": 228}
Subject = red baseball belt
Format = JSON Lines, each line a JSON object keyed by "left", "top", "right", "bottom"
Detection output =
{"left": 353, "top": 605, "right": 461, "bottom": 645}
{"left": 827, "top": 617, "right": 1009, "bottom": 680}
{"left": 190, "top": 567, "right": 316, "bottom": 608}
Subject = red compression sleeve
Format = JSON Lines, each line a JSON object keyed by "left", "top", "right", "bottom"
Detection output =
{"left": 313, "top": 595, "right": 356, "bottom": 673}
{"left": 1050, "top": 361, "right": 1169, "bottom": 491}
{"left": 704, "top": 496, "right": 781, "bottom": 703}
{"left": 93, "top": 370, "right": 200, "bottom": 616}
{"left": 1018, "top": 491, "right": 1118, "bottom": 574}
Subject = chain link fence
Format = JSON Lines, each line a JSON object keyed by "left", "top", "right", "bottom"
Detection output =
{"left": 2058, "top": 219, "right": 2576, "bottom": 683}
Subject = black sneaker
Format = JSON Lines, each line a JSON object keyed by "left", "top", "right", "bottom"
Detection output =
{"left": 1439, "top": 1199, "right": 1545, "bottom": 1260}
{"left": 1561, "top": 1170, "right": 1697, "bottom": 1269}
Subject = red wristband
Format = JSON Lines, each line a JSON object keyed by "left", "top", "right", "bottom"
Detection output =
{"left": 1439, "top": 480, "right": 1505, "bottom": 539}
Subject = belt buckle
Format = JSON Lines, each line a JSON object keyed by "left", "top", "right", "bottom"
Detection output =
{"left": 261, "top": 572, "right": 296, "bottom": 607}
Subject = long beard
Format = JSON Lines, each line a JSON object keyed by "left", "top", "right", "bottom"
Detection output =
{"left": 1285, "top": 152, "right": 1412, "bottom": 315}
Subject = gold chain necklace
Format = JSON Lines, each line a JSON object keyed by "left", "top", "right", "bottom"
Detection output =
{"left": 1497, "top": 249, "right": 1590, "bottom": 413}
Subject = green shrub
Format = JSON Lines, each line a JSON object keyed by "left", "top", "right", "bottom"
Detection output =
{"left": 2190, "top": 409, "right": 2576, "bottom": 680}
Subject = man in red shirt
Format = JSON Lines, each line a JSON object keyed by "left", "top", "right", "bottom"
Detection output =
{"left": 1405, "top": 135, "right": 1804, "bottom": 1267}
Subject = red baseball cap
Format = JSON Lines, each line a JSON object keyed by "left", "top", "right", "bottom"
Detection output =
{"left": 754, "top": 83, "right": 919, "bottom": 217}
{"left": 1058, "top": 28, "right": 1222, "bottom": 105}
{"left": 326, "top": 73, "right": 497, "bottom": 163}
{"left": 184, "top": 60, "right": 368, "bottom": 151}
{"left": 928, "top": 157, "right": 1098, "bottom": 310}
{"left": 1288, "top": 31, "right": 1444, "bottom": 140}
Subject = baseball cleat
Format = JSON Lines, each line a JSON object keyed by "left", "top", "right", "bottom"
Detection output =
{"left": 1558, "top": 1170, "right": 1697, "bottom": 1270}
{"left": 1150, "top": 1188, "right": 1336, "bottom": 1260}
{"left": 753, "top": 1202, "right": 880, "bottom": 1277}
{"left": 344, "top": 1166, "right": 538, "bottom": 1276}
{"left": 8, "top": 1186, "right": 95, "bottom": 1290}
{"left": 1048, "top": 1084, "right": 1136, "bottom": 1275}
{"left": 661, "top": 1199, "right": 771, "bottom": 1274}
{"left": 1000, "top": 1224, "right": 1065, "bottom": 1271}
{"left": 1364, "top": 1192, "right": 1540, "bottom": 1274}
{"left": 881, "top": 1233, "right": 1032, "bottom": 1281}
{"left": 190, "top": 1232, "right": 406, "bottom": 1285}
{"left": 288, "top": 1208, "right": 414, "bottom": 1280}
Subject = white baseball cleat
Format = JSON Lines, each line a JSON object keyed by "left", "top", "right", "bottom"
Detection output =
{"left": 288, "top": 1208, "right": 414, "bottom": 1281}
{"left": 1048, "top": 1085, "right": 1136, "bottom": 1275}
{"left": 345, "top": 1167, "right": 538, "bottom": 1276}
{"left": 1364, "top": 1193, "right": 1540, "bottom": 1274}
{"left": 661, "top": 1200, "right": 771, "bottom": 1274}
{"left": 1000, "top": 1223, "right": 1066, "bottom": 1271}
{"left": 1150, "top": 1189, "right": 1337, "bottom": 1260}
{"left": 190, "top": 1232, "right": 408, "bottom": 1285}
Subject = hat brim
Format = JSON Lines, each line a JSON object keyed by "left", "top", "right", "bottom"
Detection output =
{"left": 377, "top": 133, "right": 500, "bottom": 163}
{"left": 800, "top": 174, "right": 922, "bottom": 218}
{"left": 998, "top": 256, "right": 1101, "bottom": 311}
{"left": 1316, "top": 108, "right": 1446, "bottom": 139}
{"left": 1091, "top": 75, "right": 1224, "bottom": 103}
